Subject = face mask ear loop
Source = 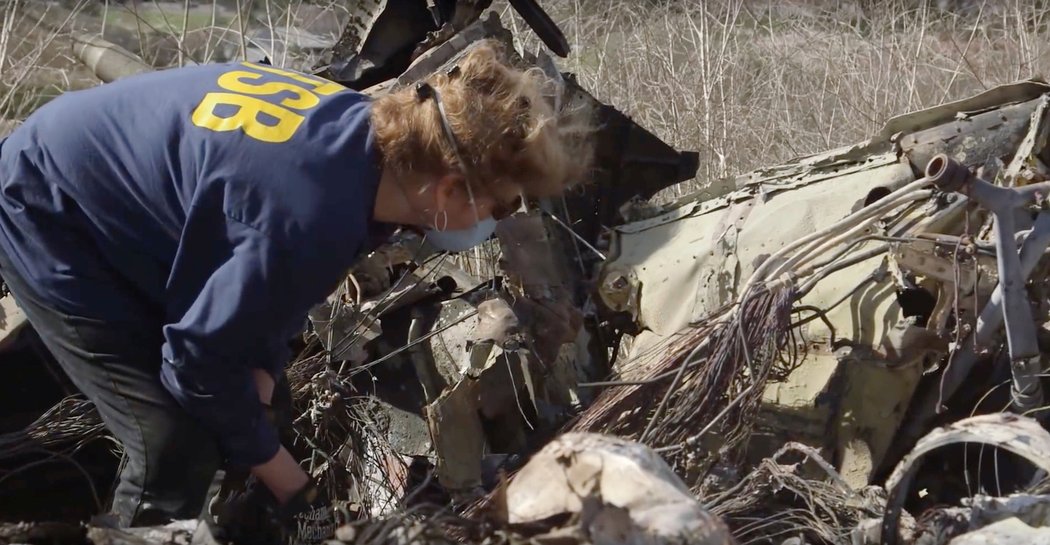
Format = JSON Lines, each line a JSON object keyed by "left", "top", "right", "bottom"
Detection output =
{"left": 433, "top": 209, "right": 449, "bottom": 232}
{"left": 416, "top": 81, "right": 482, "bottom": 225}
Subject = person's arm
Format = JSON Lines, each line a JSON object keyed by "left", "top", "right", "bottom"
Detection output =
{"left": 159, "top": 214, "right": 338, "bottom": 502}
{"left": 247, "top": 369, "right": 307, "bottom": 503}
{"left": 247, "top": 369, "right": 306, "bottom": 503}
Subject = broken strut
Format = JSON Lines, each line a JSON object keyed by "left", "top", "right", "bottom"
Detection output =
{"left": 925, "top": 154, "right": 1050, "bottom": 415}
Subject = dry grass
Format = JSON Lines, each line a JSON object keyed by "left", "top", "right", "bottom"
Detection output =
{"left": 4, "top": 0, "right": 1049, "bottom": 308}
{"left": 0, "top": 0, "right": 349, "bottom": 127}
{"left": 0, "top": 1, "right": 95, "bottom": 123}
{"left": 502, "top": 0, "right": 1050, "bottom": 197}
{"left": 8, "top": 0, "right": 1050, "bottom": 194}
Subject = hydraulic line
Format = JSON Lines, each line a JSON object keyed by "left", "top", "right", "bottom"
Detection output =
{"left": 769, "top": 191, "right": 932, "bottom": 282}
{"left": 743, "top": 177, "right": 933, "bottom": 294}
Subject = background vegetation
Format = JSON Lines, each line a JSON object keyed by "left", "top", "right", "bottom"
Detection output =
{"left": 5, "top": 0, "right": 1050, "bottom": 197}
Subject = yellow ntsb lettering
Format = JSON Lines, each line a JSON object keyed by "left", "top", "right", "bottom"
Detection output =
{"left": 243, "top": 63, "right": 345, "bottom": 96}
{"left": 216, "top": 71, "right": 320, "bottom": 110}
{"left": 191, "top": 63, "right": 346, "bottom": 143}
{"left": 191, "top": 92, "right": 304, "bottom": 144}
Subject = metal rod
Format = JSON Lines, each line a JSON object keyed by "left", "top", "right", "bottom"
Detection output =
{"left": 902, "top": 210, "right": 1050, "bottom": 446}
{"left": 350, "top": 309, "right": 478, "bottom": 374}
{"left": 542, "top": 209, "right": 607, "bottom": 260}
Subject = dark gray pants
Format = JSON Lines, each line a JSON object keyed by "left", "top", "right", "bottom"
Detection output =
{"left": 0, "top": 248, "right": 222, "bottom": 526}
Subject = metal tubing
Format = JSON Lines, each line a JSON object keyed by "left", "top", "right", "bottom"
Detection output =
{"left": 991, "top": 212, "right": 1039, "bottom": 362}
{"left": 902, "top": 210, "right": 1050, "bottom": 444}
{"left": 71, "top": 34, "right": 153, "bottom": 83}
{"left": 744, "top": 177, "right": 932, "bottom": 293}
{"left": 1012, "top": 182, "right": 1050, "bottom": 202}
{"left": 971, "top": 212, "right": 1050, "bottom": 351}
{"left": 992, "top": 211, "right": 1044, "bottom": 412}
{"left": 923, "top": 154, "right": 1047, "bottom": 413}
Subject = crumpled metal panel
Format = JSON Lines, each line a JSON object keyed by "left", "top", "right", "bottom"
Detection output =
{"left": 877, "top": 79, "right": 1050, "bottom": 142}
{"left": 426, "top": 377, "right": 486, "bottom": 492}
{"left": 601, "top": 156, "right": 914, "bottom": 338}
{"left": 969, "top": 494, "right": 1050, "bottom": 529}
{"left": 603, "top": 156, "right": 954, "bottom": 489}
{"left": 428, "top": 298, "right": 481, "bottom": 385}
{"left": 319, "top": 0, "right": 440, "bottom": 89}
{"left": 651, "top": 79, "right": 1050, "bottom": 210}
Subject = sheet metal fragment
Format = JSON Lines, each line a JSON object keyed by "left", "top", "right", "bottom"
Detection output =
{"left": 882, "top": 413, "right": 1050, "bottom": 545}
{"left": 505, "top": 433, "right": 734, "bottom": 545}
{"left": 948, "top": 518, "right": 1050, "bottom": 545}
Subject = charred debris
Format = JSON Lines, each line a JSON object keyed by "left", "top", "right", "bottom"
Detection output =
{"left": 8, "top": 2, "right": 1050, "bottom": 544}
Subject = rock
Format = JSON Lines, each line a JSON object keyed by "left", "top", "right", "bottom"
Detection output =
{"left": 505, "top": 433, "right": 734, "bottom": 545}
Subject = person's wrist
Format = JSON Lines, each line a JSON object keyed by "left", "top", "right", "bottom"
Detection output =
{"left": 252, "top": 368, "right": 276, "bottom": 404}
{"left": 251, "top": 446, "right": 309, "bottom": 504}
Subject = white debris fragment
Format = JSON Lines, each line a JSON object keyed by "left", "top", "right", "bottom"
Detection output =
{"left": 968, "top": 493, "right": 1050, "bottom": 528}
{"left": 506, "top": 433, "right": 732, "bottom": 545}
{"left": 948, "top": 517, "right": 1050, "bottom": 544}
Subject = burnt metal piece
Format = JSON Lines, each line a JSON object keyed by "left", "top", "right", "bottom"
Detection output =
{"left": 507, "top": 0, "right": 570, "bottom": 57}
{"left": 319, "top": 0, "right": 570, "bottom": 89}
{"left": 901, "top": 96, "right": 1049, "bottom": 182}
{"left": 319, "top": 0, "right": 451, "bottom": 90}
{"left": 560, "top": 78, "right": 700, "bottom": 251}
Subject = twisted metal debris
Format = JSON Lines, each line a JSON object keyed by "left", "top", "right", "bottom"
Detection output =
{"left": 708, "top": 443, "right": 886, "bottom": 544}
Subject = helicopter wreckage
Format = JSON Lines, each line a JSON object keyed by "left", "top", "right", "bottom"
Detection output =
{"left": 6, "top": 2, "right": 1050, "bottom": 544}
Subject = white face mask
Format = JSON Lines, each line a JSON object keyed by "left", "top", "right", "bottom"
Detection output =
{"left": 425, "top": 217, "right": 497, "bottom": 252}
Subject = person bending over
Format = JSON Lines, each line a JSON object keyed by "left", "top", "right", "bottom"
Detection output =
{"left": 0, "top": 40, "right": 593, "bottom": 543}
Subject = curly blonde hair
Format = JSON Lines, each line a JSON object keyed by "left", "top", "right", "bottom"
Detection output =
{"left": 371, "top": 40, "right": 595, "bottom": 201}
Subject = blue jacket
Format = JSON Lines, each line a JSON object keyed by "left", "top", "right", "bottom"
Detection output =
{"left": 0, "top": 62, "right": 383, "bottom": 467}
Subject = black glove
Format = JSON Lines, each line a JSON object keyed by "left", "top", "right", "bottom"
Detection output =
{"left": 277, "top": 480, "right": 336, "bottom": 545}
{"left": 213, "top": 478, "right": 336, "bottom": 545}
{"left": 212, "top": 477, "right": 283, "bottom": 545}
